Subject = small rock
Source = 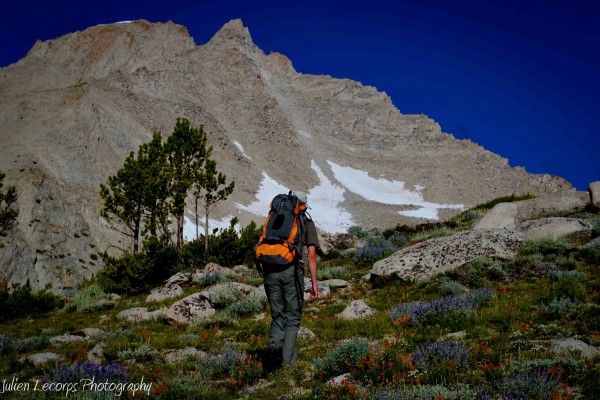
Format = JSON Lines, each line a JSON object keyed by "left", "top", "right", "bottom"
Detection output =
{"left": 108, "top": 293, "right": 122, "bottom": 301}
{"left": 328, "top": 373, "right": 352, "bottom": 386}
{"left": 78, "top": 328, "right": 105, "bottom": 340}
{"left": 298, "top": 326, "right": 316, "bottom": 340}
{"left": 339, "top": 299, "right": 375, "bottom": 320}
{"left": 440, "top": 331, "right": 467, "bottom": 341}
{"left": 323, "top": 279, "right": 349, "bottom": 289}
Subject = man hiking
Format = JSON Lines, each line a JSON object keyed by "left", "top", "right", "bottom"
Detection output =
{"left": 255, "top": 190, "right": 319, "bottom": 367}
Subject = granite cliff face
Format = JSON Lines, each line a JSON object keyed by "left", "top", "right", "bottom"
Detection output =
{"left": 0, "top": 19, "right": 573, "bottom": 293}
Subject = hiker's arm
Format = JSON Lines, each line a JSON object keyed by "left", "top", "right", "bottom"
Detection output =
{"left": 308, "top": 245, "right": 318, "bottom": 301}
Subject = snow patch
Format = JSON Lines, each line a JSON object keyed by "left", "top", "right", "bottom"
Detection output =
{"left": 235, "top": 164, "right": 354, "bottom": 234}
{"left": 232, "top": 140, "right": 251, "bottom": 159}
{"left": 307, "top": 161, "right": 355, "bottom": 233}
{"left": 183, "top": 215, "right": 239, "bottom": 241}
{"left": 235, "top": 173, "right": 288, "bottom": 216}
{"left": 327, "top": 161, "right": 465, "bottom": 220}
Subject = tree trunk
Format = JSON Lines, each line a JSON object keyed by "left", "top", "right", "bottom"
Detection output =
{"left": 195, "top": 197, "right": 199, "bottom": 241}
{"left": 133, "top": 215, "right": 140, "bottom": 254}
{"left": 176, "top": 213, "right": 184, "bottom": 250}
{"left": 204, "top": 204, "right": 209, "bottom": 253}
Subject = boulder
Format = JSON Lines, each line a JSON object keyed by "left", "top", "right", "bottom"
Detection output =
{"left": 550, "top": 337, "right": 599, "bottom": 359}
{"left": 146, "top": 285, "right": 185, "bottom": 303}
{"left": 164, "top": 292, "right": 215, "bottom": 324}
{"left": 49, "top": 328, "right": 105, "bottom": 345}
{"left": 338, "top": 299, "right": 375, "bottom": 320}
{"left": 589, "top": 181, "right": 600, "bottom": 206}
{"left": 473, "top": 203, "right": 519, "bottom": 230}
{"left": 517, "top": 217, "right": 593, "bottom": 242}
{"left": 20, "top": 352, "right": 62, "bottom": 367}
{"left": 164, "top": 347, "right": 206, "bottom": 363}
{"left": 303, "top": 278, "right": 330, "bottom": 301}
{"left": 371, "top": 229, "right": 523, "bottom": 281}
{"left": 116, "top": 307, "right": 165, "bottom": 322}
{"left": 164, "top": 270, "right": 204, "bottom": 287}
{"left": 474, "top": 192, "right": 588, "bottom": 231}
{"left": 203, "top": 263, "right": 238, "bottom": 279}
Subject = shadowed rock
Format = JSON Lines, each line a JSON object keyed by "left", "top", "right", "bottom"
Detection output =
{"left": 518, "top": 217, "right": 593, "bottom": 242}
{"left": 589, "top": 181, "right": 600, "bottom": 206}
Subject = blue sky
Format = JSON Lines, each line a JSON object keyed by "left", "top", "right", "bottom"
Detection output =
{"left": 2, "top": 1, "right": 598, "bottom": 190}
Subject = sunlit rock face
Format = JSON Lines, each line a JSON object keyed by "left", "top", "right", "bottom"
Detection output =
{"left": 0, "top": 19, "right": 573, "bottom": 293}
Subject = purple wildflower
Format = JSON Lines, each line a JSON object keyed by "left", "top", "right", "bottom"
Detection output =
{"left": 412, "top": 341, "right": 469, "bottom": 369}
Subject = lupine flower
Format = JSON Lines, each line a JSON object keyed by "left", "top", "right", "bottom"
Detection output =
{"left": 390, "top": 288, "right": 493, "bottom": 324}
{"left": 412, "top": 341, "right": 469, "bottom": 369}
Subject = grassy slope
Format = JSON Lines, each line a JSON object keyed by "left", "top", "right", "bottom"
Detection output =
{"left": 1, "top": 203, "right": 599, "bottom": 400}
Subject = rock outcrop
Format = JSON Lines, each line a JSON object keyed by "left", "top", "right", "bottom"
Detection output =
{"left": 371, "top": 229, "right": 523, "bottom": 281}
{"left": 473, "top": 192, "right": 588, "bottom": 231}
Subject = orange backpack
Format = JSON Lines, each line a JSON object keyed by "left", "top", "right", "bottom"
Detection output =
{"left": 255, "top": 192, "right": 307, "bottom": 266}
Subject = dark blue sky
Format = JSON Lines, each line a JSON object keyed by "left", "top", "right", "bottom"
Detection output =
{"left": 2, "top": 1, "right": 598, "bottom": 190}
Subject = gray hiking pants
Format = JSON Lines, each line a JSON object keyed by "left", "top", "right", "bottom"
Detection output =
{"left": 264, "top": 263, "right": 304, "bottom": 365}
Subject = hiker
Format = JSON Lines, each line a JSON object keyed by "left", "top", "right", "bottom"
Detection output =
{"left": 255, "top": 191, "right": 319, "bottom": 367}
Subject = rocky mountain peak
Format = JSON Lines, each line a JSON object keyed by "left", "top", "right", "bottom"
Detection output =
{"left": 0, "top": 20, "right": 576, "bottom": 294}
{"left": 207, "top": 19, "right": 254, "bottom": 48}
{"left": 22, "top": 20, "right": 195, "bottom": 82}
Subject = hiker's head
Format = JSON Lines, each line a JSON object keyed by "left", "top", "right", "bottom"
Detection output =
{"left": 293, "top": 191, "right": 308, "bottom": 206}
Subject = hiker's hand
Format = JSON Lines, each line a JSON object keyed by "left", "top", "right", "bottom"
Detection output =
{"left": 309, "top": 282, "right": 318, "bottom": 302}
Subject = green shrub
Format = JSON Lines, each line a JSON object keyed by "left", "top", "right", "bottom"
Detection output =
{"left": 543, "top": 296, "right": 577, "bottom": 319}
{"left": 118, "top": 344, "right": 159, "bottom": 362}
{"left": 210, "top": 284, "right": 244, "bottom": 307}
{"left": 65, "top": 284, "right": 116, "bottom": 312}
{"left": 472, "top": 193, "right": 536, "bottom": 212}
{"left": 314, "top": 338, "right": 371, "bottom": 379}
{"left": 347, "top": 225, "right": 369, "bottom": 238}
{"left": 224, "top": 298, "right": 263, "bottom": 317}
{"left": 439, "top": 280, "right": 464, "bottom": 295}
{"left": 519, "top": 238, "right": 576, "bottom": 257}
{"left": 95, "top": 238, "right": 179, "bottom": 295}
{"left": 373, "top": 384, "right": 477, "bottom": 400}
{"left": 180, "top": 220, "right": 261, "bottom": 268}
{"left": 0, "top": 283, "right": 63, "bottom": 322}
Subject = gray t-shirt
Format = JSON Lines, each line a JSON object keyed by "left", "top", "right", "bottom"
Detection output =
{"left": 300, "top": 216, "right": 319, "bottom": 266}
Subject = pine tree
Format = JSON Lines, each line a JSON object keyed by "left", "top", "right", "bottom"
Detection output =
{"left": 194, "top": 157, "right": 235, "bottom": 252}
{"left": 164, "top": 118, "right": 209, "bottom": 250}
